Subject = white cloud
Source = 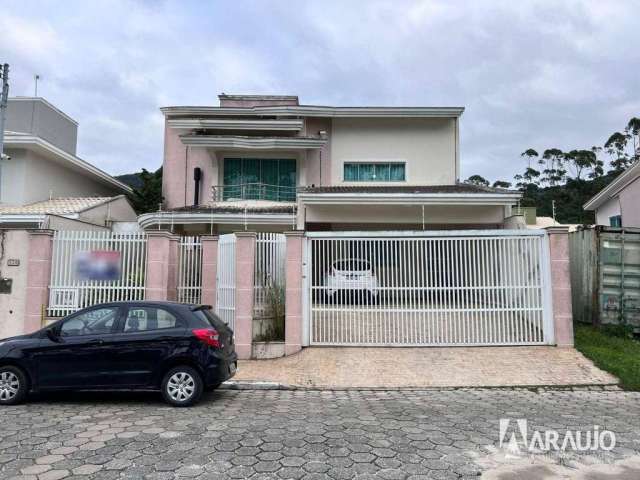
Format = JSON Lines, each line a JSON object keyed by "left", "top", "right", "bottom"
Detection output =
{"left": 0, "top": 0, "right": 637, "bottom": 182}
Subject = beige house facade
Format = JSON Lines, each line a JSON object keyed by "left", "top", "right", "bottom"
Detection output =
{"left": 141, "top": 94, "right": 519, "bottom": 232}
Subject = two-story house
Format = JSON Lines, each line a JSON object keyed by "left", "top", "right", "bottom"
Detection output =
{"left": 1, "top": 97, "right": 136, "bottom": 229}
{"left": 140, "top": 94, "right": 520, "bottom": 232}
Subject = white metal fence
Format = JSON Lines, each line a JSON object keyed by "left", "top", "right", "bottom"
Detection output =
{"left": 48, "top": 231, "right": 147, "bottom": 317}
{"left": 216, "top": 234, "right": 236, "bottom": 329}
{"left": 305, "top": 230, "right": 553, "bottom": 346}
{"left": 254, "top": 233, "right": 287, "bottom": 315}
{"left": 177, "top": 236, "right": 203, "bottom": 304}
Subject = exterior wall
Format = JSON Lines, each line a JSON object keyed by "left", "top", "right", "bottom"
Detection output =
{"left": 47, "top": 216, "right": 108, "bottom": 232}
{"left": 330, "top": 117, "right": 457, "bottom": 185}
{"left": 77, "top": 197, "right": 138, "bottom": 226}
{"left": 619, "top": 176, "right": 640, "bottom": 227}
{"left": 547, "top": 226, "right": 574, "bottom": 346}
{"left": 13, "top": 150, "right": 120, "bottom": 204}
{"left": 302, "top": 204, "right": 505, "bottom": 228}
{"left": 595, "top": 197, "right": 621, "bottom": 226}
{"left": 162, "top": 123, "right": 219, "bottom": 209}
{"left": 0, "top": 230, "right": 30, "bottom": 338}
{"left": 6, "top": 98, "right": 78, "bottom": 155}
{"left": 25, "top": 230, "right": 54, "bottom": 334}
{"left": 302, "top": 118, "right": 332, "bottom": 187}
{"left": 0, "top": 148, "right": 28, "bottom": 205}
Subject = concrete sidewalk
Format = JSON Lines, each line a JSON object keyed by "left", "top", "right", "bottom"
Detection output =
{"left": 232, "top": 346, "right": 618, "bottom": 389}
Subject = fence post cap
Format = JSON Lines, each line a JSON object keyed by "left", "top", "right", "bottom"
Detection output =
{"left": 545, "top": 225, "right": 570, "bottom": 234}
{"left": 234, "top": 231, "right": 257, "bottom": 238}
{"left": 200, "top": 235, "right": 219, "bottom": 241}
{"left": 27, "top": 229, "right": 55, "bottom": 236}
{"left": 283, "top": 230, "right": 305, "bottom": 237}
{"left": 146, "top": 231, "right": 176, "bottom": 239}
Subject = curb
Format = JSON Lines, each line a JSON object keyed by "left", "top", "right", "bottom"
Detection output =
{"left": 220, "top": 381, "right": 621, "bottom": 392}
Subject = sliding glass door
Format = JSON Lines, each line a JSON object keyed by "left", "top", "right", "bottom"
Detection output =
{"left": 223, "top": 158, "right": 297, "bottom": 201}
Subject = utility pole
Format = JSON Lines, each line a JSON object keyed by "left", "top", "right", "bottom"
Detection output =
{"left": 0, "top": 64, "right": 9, "bottom": 161}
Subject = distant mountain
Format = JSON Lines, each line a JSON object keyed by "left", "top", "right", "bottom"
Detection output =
{"left": 116, "top": 173, "right": 144, "bottom": 190}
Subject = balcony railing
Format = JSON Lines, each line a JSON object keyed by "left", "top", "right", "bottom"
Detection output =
{"left": 212, "top": 183, "right": 298, "bottom": 203}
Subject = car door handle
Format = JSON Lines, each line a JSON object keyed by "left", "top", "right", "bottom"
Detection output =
{"left": 86, "top": 339, "right": 105, "bottom": 346}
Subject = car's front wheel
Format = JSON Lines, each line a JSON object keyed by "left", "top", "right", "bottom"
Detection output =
{"left": 161, "top": 366, "right": 203, "bottom": 407}
{"left": 0, "top": 366, "right": 28, "bottom": 406}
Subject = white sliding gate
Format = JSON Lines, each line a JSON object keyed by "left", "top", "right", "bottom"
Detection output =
{"left": 48, "top": 231, "right": 147, "bottom": 317}
{"left": 216, "top": 234, "right": 236, "bottom": 329}
{"left": 305, "top": 230, "right": 553, "bottom": 346}
{"left": 177, "top": 236, "right": 203, "bottom": 304}
{"left": 254, "top": 233, "right": 286, "bottom": 314}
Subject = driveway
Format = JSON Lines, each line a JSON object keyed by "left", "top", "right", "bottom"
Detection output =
{"left": 234, "top": 347, "right": 618, "bottom": 389}
{"left": 1, "top": 388, "right": 639, "bottom": 479}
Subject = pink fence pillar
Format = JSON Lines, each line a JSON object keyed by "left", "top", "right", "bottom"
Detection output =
{"left": 234, "top": 232, "right": 256, "bottom": 359}
{"left": 546, "top": 226, "right": 574, "bottom": 347}
{"left": 145, "top": 232, "right": 179, "bottom": 301}
{"left": 25, "top": 230, "right": 54, "bottom": 333}
{"left": 200, "top": 236, "right": 218, "bottom": 307}
{"left": 284, "top": 231, "right": 304, "bottom": 356}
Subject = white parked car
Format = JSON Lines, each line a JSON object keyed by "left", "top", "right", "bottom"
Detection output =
{"left": 326, "top": 259, "right": 379, "bottom": 303}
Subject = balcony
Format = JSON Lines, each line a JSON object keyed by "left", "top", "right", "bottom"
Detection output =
{"left": 212, "top": 183, "right": 298, "bottom": 203}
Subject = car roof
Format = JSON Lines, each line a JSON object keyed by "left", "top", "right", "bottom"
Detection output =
{"left": 88, "top": 301, "right": 204, "bottom": 309}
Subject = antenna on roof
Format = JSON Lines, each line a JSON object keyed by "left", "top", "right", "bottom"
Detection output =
{"left": 34, "top": 75, "right": 40, "bottom": 97}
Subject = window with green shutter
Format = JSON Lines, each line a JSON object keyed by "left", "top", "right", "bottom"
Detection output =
{"left": 222, "top": 158, "right": 297, "bottom": 201}
{"left": 343, "top": 162, "right": 405, "bottom": 182}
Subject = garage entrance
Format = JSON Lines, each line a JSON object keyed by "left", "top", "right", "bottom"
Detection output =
{"left": 304, "top": 230, "right": 554, "bottom": 346}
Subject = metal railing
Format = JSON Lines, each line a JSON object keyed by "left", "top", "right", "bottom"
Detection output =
{"left": 212, "top": 183, "right": 298, "bottom": 203}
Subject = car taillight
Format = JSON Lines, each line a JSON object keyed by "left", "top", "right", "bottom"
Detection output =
{"left": 192, "top": 328, "right": 221, "bottom": 348}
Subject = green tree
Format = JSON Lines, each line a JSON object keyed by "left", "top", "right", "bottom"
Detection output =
{"left": 626, "top": 117, "right": 640, "bottom": 161}
{"left": 492, "top": 180, "right": 512, "bottom": 189}
{"left": 465, "top": 175, "right": 490, "bottom": 187}
{"left": 564, "top": 149, "right": 598, "bottom": 180}
{"left": 521, "top": 149, "right": 539, "bottom": 169}
{"left": 540, "top": 148, "right": 565, "bottom": 186}
{"left": 128, "top": 167, "right": 163, "bottom": 214}
{"left": 605, "top": 132, "right": 631, "bottom": 171}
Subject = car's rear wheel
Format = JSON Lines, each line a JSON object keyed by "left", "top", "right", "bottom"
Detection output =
{"left": 0, "top": 366, "right": 28, "bottom": 406}
{"left": 161, "top": 366, "right": 203, "bottom": 407}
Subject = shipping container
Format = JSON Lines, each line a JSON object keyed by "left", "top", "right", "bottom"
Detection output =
{"left": 570, "top": 226, "right": 640, "bottom": 327}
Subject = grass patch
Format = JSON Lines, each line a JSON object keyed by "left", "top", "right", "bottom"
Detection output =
{"left": 574, "top": 323, "right": 640, "bottom": 390}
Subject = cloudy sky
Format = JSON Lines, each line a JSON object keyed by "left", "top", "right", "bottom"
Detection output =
{"left": 1, "top": 0, "right": 638, "bottom": 182}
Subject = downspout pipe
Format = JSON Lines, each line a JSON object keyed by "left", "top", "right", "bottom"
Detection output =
{"left": 193, "top": 167, "right": 202, "bottom": 206}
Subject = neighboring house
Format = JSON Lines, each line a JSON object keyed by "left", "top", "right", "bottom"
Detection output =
{"left": 1, "top": 97, "right": 131, "bottom": 206}
{"left": 584, "top": 161, "right": 640, "bottom": 227}
{"left": 0, "top": 196, "right": 137, "bottom": 230}
{"left": 140, "top": 94, "right": 521, "bottom": 232}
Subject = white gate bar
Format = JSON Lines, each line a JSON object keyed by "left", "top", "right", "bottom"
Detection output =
{"left": 48, "top": 230, "right": 147, "bottom": 317}
{"left": 216, "top": 233, "right": 237, "bottom": 329}
{"left": 177, "top": 236, "right": 203, "bottom": 304}
{"left": 305, "top": 231, "right": 552, "bottom": 347}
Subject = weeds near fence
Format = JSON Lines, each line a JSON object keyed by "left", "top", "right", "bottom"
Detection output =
{"left": 254, "top": 280, "right": 285, "bottom": 342}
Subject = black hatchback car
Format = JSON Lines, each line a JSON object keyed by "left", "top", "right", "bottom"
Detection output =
{"left": 0, "top": 301, "right": 237, "bottom": 407}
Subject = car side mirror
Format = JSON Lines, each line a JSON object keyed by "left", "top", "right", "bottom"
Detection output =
{"left": 46, "top": 328, "right": 60, "bottom": 342}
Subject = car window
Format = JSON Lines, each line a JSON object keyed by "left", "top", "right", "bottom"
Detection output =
{"left": 334, "top": 260, "right": 370, "bottom": 271}
{"left": 60, "top": 307, "right": 118, "bottom": 337}
{"left": 124, "top": 307, "right": 180, "bottom": 332}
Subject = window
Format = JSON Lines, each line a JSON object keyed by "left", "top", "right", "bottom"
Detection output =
{"left": 609, "top": 215, "right": 622, "bottom": 227}
{"left": 223, "top": 158, "right": 296, "bottom": 201}
{"left": 343, "top": 163, "right": 405, "bottom": 182}
{"left": 60, "top": 307, "right": 118, "bottom": 337}
{"left": 124, "top": 307, "right": 180, "bottom": 332}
